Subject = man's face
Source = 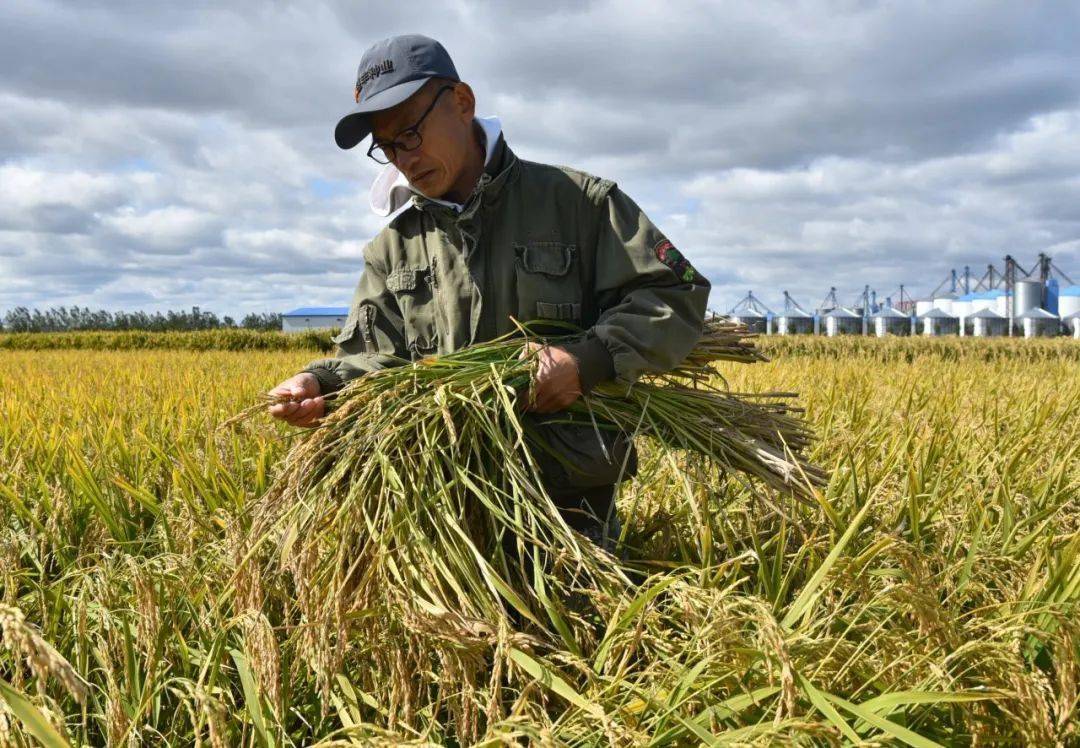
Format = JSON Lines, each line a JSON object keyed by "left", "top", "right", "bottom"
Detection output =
{"left": 369, "top": 80, "right": 476, "bottom": 198}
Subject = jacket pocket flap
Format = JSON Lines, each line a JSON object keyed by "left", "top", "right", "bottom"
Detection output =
{"left": 331, "top": 314, "right": 358, "bottom": 344}
{"left": 386, "top": 267, "right": 426, "bottom": 293}
{"left": 332, "top": 306, "right": 371, "bottom": 345}
{"left": 516, "top": 242, "right": 576, "bottom": 277}
{"left": 536, "top": 301, "right": 581, "bottom": 321}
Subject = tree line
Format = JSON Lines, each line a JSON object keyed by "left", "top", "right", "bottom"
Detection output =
{"left": 1, "top": 306, "right": 282, "bottom": 333}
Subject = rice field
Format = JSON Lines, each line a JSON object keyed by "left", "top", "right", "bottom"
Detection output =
{"left": 0, "top": 336, "right": 1077, "bottom": 745}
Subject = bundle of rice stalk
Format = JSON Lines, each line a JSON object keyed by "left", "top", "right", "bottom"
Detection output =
{"left": 230, "top": 319, "right": 825, "bottom": 740}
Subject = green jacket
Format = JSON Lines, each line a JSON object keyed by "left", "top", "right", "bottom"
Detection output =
{"left": 303, "top": 132, "right": 710, "bottom": 493}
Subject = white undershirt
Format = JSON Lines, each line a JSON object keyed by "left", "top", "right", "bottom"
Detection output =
{"left": 369, "top": 115, "right": 503, "bottom": 217}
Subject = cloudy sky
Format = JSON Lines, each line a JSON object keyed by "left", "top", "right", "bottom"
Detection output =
{"left": 2, "top": 0, "right": 1079, "bottom": 318}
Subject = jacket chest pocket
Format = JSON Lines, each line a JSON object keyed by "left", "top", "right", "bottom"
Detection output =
{"left": 513, "top": 241, "right": 583, "bottom": 327}
{"left": 386, "top": 265, "right": 440, "bottom": 357}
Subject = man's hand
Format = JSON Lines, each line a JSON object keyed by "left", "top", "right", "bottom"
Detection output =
{"left": 267, "top": 372, "right": 325, "bottom": 428}
{"left": 521, "top": 343, "right": 582, "bottom": 413}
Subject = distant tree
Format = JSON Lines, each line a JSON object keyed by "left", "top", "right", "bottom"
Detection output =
{"left": 1, "top": 306, "right": 282, "bottom": 333}
{"left": 241, "top": 312, "right": 283, "bottom": 331}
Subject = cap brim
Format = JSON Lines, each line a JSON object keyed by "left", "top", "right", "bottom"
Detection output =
{"left": 334, "top": 77, "right": 431, "bottom": 150}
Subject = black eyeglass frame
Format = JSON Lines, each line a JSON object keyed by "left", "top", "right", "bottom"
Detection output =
{"left": 366, "top": 84, "right": 456, "bottom": 165}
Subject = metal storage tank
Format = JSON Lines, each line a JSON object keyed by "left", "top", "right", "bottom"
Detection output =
{"left": 968, "top": 307, "right": 1007, "bottom": 337}
{"left": 729, "top": 312, "right": 768, "bottom": 334}
{"left": 1066, "top": 311, "right": 1080, "bottom": 339}
{"left": 776, "top": 309, "right": 814, "bottom": 335}
{"left": 824, "top": 307, "right": 862, "bottom": 336}
{"left": 1058, "top": 286, "right": 1080, "bottom": 320}
{"left": 873, "top": 306, "right": 910, "bottom": 337}
{"left": 915, "top": 299, "right": 934, "bottom": 317}
{"left": 919, "top": 307, "right": 959, "bottom": 336}
{"left": 1014, "top": 279, "right": 1044, "bottom": 317}
{"left": 1019, "top": 307, "right": 1059, "bottom": 338}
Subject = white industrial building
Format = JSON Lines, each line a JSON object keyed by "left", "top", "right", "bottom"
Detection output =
{"left": 282, "top": 307, "right": 349, "bottom": 332}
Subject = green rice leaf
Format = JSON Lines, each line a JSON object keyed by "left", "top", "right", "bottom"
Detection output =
{"left": 0, "top": 678, "right": 72, "bottom": 748}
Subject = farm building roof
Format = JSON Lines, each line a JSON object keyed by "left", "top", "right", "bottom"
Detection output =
{"left": 283, "top": 307, "right": 350, "bottom": 317}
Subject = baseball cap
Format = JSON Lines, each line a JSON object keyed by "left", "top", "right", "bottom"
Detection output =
{"left": 334, "top": 34, "right": 460, "bottom": 150}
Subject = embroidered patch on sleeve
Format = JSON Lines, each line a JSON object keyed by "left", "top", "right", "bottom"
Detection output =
{"left": 654, "top": 239, "right": 700, "bottom": 283}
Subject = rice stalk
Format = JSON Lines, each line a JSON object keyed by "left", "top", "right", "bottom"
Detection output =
{"left": 229, "top": 320, "right": 824, "bottom": 741}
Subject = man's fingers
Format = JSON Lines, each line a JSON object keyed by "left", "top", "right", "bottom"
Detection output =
{"left": 530, "top": 385, "right": 557, "bottom": 413}
{"left": 531, "top": 386, "right": 579, "bottom": 414}
{"left": 520, "top": 341, "right": 545, "bottom": 363}
{"left": 291, "top": 399, "right": 325, "bottom": 427}
{"left": 292, "top": 413, "right": 316, "bottom": 428}
{"left": 293, "top": 398, "right": 319, "bottom": 419}
{"left": 290, "top": 397, "right": 325, "bottom": 424}
{"left": 270, "top": 401, "right": 300, "bottom": 418}
{"left": 281, "top": 400, "right": 313, "bottom": 424}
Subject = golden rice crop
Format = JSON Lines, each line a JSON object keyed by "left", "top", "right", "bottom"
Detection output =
{"left": 0, "top": 328, "right": 336, "bottom": 352}
{"left": 0, "top": 335, "right": 1076, "bottom": 745}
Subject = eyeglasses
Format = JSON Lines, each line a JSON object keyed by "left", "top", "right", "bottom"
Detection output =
{"left": 366, "top": 84, "right": 455, "bottom": 165}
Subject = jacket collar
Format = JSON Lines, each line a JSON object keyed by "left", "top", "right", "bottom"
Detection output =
{"left": 369, "top": 115, "right": 511, "bottom": 217}
{"left": 414, "top": 129, "right": 518, "bottom": 221}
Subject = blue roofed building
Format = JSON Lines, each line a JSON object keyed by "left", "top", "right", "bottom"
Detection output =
{"left": 281, "top": 306, "right": 349, "bottom": 333}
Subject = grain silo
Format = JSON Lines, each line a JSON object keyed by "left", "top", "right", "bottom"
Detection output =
{"left": 727, "top": 292, "right": 771, "bottom": 334}
{"left": 776, "top": 308, "right": 814, "bottom": 335}
{"left": 952, "top": 293, "right": 975, "bottom": 335}
{"left": 1013, "top": 279, "right": 1044, "bottom": 317}
{"left": 968, "top": 290, "right": 1002, "bottom": 313}
{"left": 914, "top": 299, "right": 935, "bottom": 317}
{"left": 986, "top": 289, "right": 1010, "bottom": 317}
{"left": 1065, "top": 311, "right": 1080, "bottom": 339}
{"left": 729, "top": 311, "right": 767, "bottom": 334}
{"left": 774, "top": 291, "right": 814, "bottom": 335}
{"left": 873, "top": 306, "right": 910, "bottom": 337}
{"left": 968, "top": 307, "right": 1007, "bottom": 337}
{"left": 1019, "top": 307, "right": 1059, "bottom": 338}
{"left": 824, "top": 307, "right": 862, "bottom": 336}
{"left": 1058, "top": 286, "right": 1080, "bottom": 320}
{"left": 919, "top": 307, "right": 959, "bottom": 336}
{"left": 931, "top": 291, "right": 956, "bottom": 315}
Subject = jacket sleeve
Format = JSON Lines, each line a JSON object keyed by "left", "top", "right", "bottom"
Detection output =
{"left": 558, "top": 184, "right": 711, "bottom": 391}
{"left": 301, "top": 243, "right": 409, "bottom": 396}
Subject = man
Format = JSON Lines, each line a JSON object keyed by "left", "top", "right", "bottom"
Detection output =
{"left": 268, "top": 34, "right": 709, "bottom": 545}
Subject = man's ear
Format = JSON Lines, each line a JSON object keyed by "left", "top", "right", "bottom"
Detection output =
{"left": 354, "top": 86, "right": 361, "bottom": 103}
{"left": 451, "top": 82, "right": 476, "bottom": 122}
